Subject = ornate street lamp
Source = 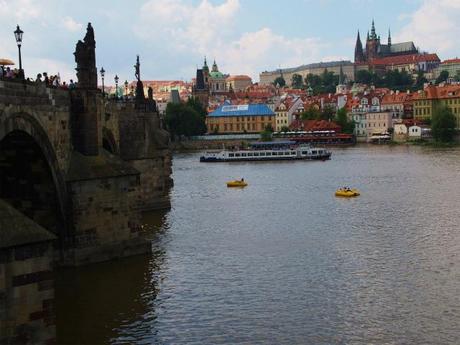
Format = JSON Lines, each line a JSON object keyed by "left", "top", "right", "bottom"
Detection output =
{"left": 114, "top": 75, "right": 119, "bottom": 98}
{"left": 14, "top": 25, "right": 24, "bottom": 79}
{"left": 124, "top": 80, "right": 128, "bottom": 98}
{"left": 100, "top": 67, "right": 105, "bottom": 96}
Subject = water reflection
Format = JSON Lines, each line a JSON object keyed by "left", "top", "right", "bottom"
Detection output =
{"left": 55, "top": 210, "right": 169, "bottom": 345}
{"left": 56, "top": 146, "right": 460, "bottom": 344}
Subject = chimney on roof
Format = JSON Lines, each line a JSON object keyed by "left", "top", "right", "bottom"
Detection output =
{"left": 396, "top": 90, "right": 399, "bottom": 95}
{"left": 407, "top": 90, "right": 410, "bottom": 94}
{"left": 390, "top": 90, "right": 394, "bottom": 95}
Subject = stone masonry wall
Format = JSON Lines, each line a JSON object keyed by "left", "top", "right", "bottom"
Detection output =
{"left": 130, "top": 150, "right": 173, "bottom": 210}
{"left": 0, "top": 243, "right": 56, "bottom": 345}
{"left": 0, "top": 80, "right": 72, "bottom": 174}
{"left": 66, "top": 174, "right": 149, "bottom": 265}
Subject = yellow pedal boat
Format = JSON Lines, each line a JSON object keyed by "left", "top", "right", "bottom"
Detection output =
{"left": 335, "top": 188, "right": 360, "bottom": 197}
{"left": 227, "top": 180, "right": 248, "bottom": 187}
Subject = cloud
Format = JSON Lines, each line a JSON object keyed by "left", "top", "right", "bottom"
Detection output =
{"left": 136, "top": 0, "right": 240, "bottom": 51}
{"left": 212, "top": 28, "right": 326, "bottom": 79}
{"left": 395, "top": 0, "right": 460, "bottom": 58}
{"left": 135, "top": 0, "right": 328, "bottom": 80}
{"left": 62, "top": 16, "right": 83, "bottom": 32}
{"left": 0, "top": 0, "right": 42, "bottom": 21}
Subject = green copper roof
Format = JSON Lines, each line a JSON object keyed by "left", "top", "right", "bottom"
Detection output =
{"left": 209, "top": 71, "right": 224, "bottom": 79}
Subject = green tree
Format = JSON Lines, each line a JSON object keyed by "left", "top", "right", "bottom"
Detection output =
{"left": 436, "top": 70, "right": 449, "bottom": 84}
{"left": 321, "top": 105, "right": 336, "bottom": 121}
{"left": 301, "top": 107, "right": 321, "bottom": 120}
{"left": 165, "top": 102, "right": 207, "bottom": 139}
{"left": 414, "top": 71, "right": 428, "bottom": 90}
{"left": 382, "top": 70, "right": 412, "bottom": 90}
{"left": 260, "top": 127, "right": 273, "bottom": 141}
{"left": 335, "top": 107, "right": 354, "bottom": 134}
{"left": 355, "top": 70, "right": 373, "bottom": 84}
{"left": 291, "top": 73, "right": 303, "bottom": 89}
{"left": 305, "top": 73, "right": 322, "bottom": 94}
{"left": 305, "top": 71, "right": 339, "bottom": 95}
{"left": 186, "top": 97, "right": 207, "bottom": 118}
{"left": 273, "top": 76, "right": 286, "bottom": 87}
{"left": 280, "top": 125, "right": 290, "bottom": 132}
{"left": 431, "top": 105, "right": 457, "bottom": 142}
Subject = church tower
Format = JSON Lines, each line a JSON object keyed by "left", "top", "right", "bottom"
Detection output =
{"left": 365, "top": 20, "right": 380, "bottom": 61}
{"left": 202, "top": 57, "right": 209, "bottom": 86}
{"left": 354, "top": 30, "right": 365, "bottom": 63}
{"left": 212, "top": 59, "right": 219, "bottom": 73}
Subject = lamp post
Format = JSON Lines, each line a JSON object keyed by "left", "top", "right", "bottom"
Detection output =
{"left": 124, "top": 80, "right": 128, "bottom": 99}
{"left": 114, "top": 75, "right": 119, "bottom": 99}
{"left": 14, "top": 25, "right": 24, "bottom": 79}
{"left": 100, "top": 67, "right": 105, "bottom": 96}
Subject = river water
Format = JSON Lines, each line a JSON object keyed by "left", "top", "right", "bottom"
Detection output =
{"left": 56, "top": 145, "right": 460, "bottom": 344}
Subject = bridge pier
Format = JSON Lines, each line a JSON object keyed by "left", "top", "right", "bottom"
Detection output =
{"left": 0, "top": 200, "right": 56, "bottom": 345}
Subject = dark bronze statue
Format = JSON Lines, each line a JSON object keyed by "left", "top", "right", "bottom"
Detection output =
{"left": 134, "top": 55, "right": 145, "bottom": 106}
{"left": 134, "top": 55, "right": 141, "bottom": 82}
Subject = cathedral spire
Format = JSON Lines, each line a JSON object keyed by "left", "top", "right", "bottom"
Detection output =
{"left": 388, "top": 28, "right": 391, "bottom": 46}
{"left": 202, "top": 56, "right": 209, "bottom": 73}
{"left": 354, "top": 30, "right": 364, "bottom": 63}
{"left": 371, "top": 19, "right": 376, "bottom": 39}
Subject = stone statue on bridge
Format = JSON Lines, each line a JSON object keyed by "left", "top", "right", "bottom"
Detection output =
{"left": 74, "top": 23, "right": 97, "bottom": 89}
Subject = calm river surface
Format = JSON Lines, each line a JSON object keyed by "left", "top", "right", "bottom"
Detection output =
{"left": 56, "top": 145, "right": 460, "bottom": 345}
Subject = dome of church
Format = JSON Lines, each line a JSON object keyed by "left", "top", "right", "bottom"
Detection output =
{"left": 209, "top": 71, "right": 225, "bottom": 79}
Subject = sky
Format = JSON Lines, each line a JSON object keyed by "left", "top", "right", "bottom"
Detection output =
{"left": 1, "top": 0, "right": 460, "bottom": 84}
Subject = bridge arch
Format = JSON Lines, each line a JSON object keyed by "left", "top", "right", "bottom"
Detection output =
{"left": 0, "top": 112, "right": 68, "bottom": 239}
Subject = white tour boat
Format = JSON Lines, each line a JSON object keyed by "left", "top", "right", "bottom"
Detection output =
{"left": 199, "top": 141, "right": 331, "bottom": 162}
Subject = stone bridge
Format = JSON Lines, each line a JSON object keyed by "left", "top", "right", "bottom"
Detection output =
{"left": 1, "top": 24, "right": 173, "bottom": 343}
{"left": 0, "top": 80, "right": 172, "bottom": 264}
{"left": 0, "top": 23, "right": 172, "bottom": 266}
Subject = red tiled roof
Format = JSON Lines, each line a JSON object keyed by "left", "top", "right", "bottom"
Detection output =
{"left": 441, "top": 58, "right": 460, "bottom": 65}
{"left": 371, "top": 53, "right": 440, "bottom": 66}
{"left": 290, "top": 119, "right": 341, "bottom": 132}
{"left": 226, "top": 75, "right": 252, "bottom": 81}
{"left": 381, "top": 92, "right": 414, "bottom": 104}
{"left": 413, "top": 84, "right": 460, "bottom": 100}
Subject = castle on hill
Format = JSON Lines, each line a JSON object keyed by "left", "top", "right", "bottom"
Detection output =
{"left": 354, "top": 20, "right": 418, "bottom": 63}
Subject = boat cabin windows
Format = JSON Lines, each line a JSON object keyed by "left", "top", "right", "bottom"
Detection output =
{"left": 302, "top": 151, "right": 308, "bottom": 155}
{"left": 229, "top": 153, "right": 234, "bottom": 157}
{"left": 242, "top": 153, "right": 247, "bottom": 157}
{"left": 266, "top": 152, "right": 271, "bottom": 156}
{"left": 259, "top": 152, "right": 265, "bottom": 156}
{"left": 248, "top": 153, "right": 253, "bottom": 156}
{"left": 235, "top": 153, "right": 241, "bottom": 157}
{"left": 254, "top": 152, "right": 259, "bottom": 156}
{"left": 312, "top": 150, "right": 317, "bottom": 154}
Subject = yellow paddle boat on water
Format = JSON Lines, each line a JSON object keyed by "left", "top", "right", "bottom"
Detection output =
{"left": 335, "top": 187, "right": 360, "bottom": 197}
{"left": 227, "top": 179, "right": 248, "bottom": 187}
